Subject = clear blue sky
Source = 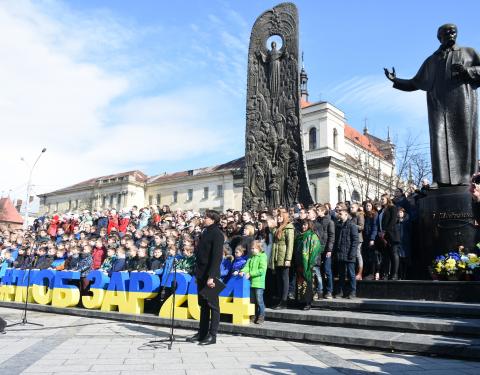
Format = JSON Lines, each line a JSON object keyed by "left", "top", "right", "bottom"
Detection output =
{"left": 1, "top": 0, "right": 479, "bottom": 196}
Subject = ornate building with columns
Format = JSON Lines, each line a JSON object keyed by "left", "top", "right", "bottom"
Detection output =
{"left": 38, "top": 171, "right": 147, "bottom": 214}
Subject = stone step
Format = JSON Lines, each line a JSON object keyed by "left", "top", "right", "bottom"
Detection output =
{"left": 2, "top": 301, "right": 480, "bottom": 360}
{"left": 265, "top": 307, "right": 480, "bottom": 336}
{"left": 311, "top": 298, "right": 480, "bottom": 317}
{"left": 244, "top": 321, "right": 480, "bottom": 360}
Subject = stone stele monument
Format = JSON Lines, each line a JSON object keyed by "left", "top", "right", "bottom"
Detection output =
{"left": 385, "top": 24, "right": 480, "bottom": 276}
{"left": 242, "top": 2, "right": 313, "bottom": 211}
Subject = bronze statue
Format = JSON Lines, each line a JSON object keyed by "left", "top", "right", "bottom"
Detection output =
{"left": 385, "top": 24, "right": 480, "bottom": 187}
{"left": 243, "top": 3, "right": 313, "bottom": 210}
{"left": 257, "top": 41, "right": 285, "bottom": 100}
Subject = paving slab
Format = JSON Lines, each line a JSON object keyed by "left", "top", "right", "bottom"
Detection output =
{"left": 0, "top": 306, "right": 479, "bottom": 375}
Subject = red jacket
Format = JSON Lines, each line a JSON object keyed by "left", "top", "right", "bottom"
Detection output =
{"left": 92, "top": 247, "right": 106, "bottom": 270}
{"left": 119, "top": 217, "right": 130, "bottom": 234}
{"left": 47, "top": 216, "right": 59, "bottom": 237}
{"left": 107, "top": 215, "right": 119, "bottom": 235}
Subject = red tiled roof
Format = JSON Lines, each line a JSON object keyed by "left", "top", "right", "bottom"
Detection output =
{"left": 301, "top": 99, "right": 312, "bottom": 108}
{"left": 344, "top": 125, "right": 384, "bottom": 158}
{"left": 0, "top": 198, "right": 24, "bottom": 224}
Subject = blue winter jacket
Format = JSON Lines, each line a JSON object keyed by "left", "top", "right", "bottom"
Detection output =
{"left": 220, "top": 258, "right": 233, "bottom": 281}
{"left": 232, "top": 256, "right": 248, "bottom": 272}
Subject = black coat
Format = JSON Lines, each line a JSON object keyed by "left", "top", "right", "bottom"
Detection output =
{"left": 378, "top": 205, "right": 400, "bottom": 244}
{"left": 135, "top": 256, "right": 149, "bottom": 271}
{"left": 36, "top": 255, "right": 53, "bottom": 270}
{"left": 314, "top": 216, "right": 335, "bottom": 252}
{"left": 13, "top": 254, "right": 26, "bottom": 268}
{"left": 149, "top": 257, "right": 165, "bottom": 271}
{"left": 363, "top": 213, "right": 378, "bottom": 243}
{"left": 195, "top": 224, "right": 224, "bottom": 281}
{"left": 396, "top": 215, "right": 412, "bottom": 258}
{"left": 126, "top": 256, "right": 139, "bottom": 272}
{"left": 333, "top": 219, "right": 359, "bottom": 263}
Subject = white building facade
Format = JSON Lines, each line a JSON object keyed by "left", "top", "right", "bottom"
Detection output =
{"left": 302, "top": 101, "right": 395, "bottom": 204}
{"left": 38, "top": 171, "right": 147, "bottom": 214}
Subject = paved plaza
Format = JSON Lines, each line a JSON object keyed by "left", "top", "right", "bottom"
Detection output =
{"left": 0, "top": 307, "right": 479, "bottom": 375}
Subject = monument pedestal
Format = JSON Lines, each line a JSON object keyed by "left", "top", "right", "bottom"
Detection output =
{"left": 415, "top": 186, "right": 479, "bottom": 278}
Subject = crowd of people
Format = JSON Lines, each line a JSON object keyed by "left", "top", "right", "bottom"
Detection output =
{"left": 0, "top": 191, "right": 415, "bottom": 324}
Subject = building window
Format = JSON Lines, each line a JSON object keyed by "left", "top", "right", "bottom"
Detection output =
{"left": 156, "top": 194, "right": 161, "bottom": 205}
{"left": 203, "top": 187, "right": 209, "bottom": 199}
{"left": 217, "top": 185, "right": 223, "bottom": 197}
{"left": 110, "top": 195, "right": 114, "bottom": 207}
{"left": 102, "top": 196, "right": 107, "bottom": 208}
{"left": 187, "top": 189, "right": 193, "bottom": 201}
{"left": 352, "top": 190, "right": 361, "bottom": 202}
{"left": 173, "top": 191, "right": 178, "bottom": 203}
{"left": 337, "top": 185, "right": 342, "bottom": 203}
{"left": 55, "top": 203, "right": 59, "bottom": 212}
{"left": 333, "top": 128, "right": 338, "bottom": 151}
{"left": 68, "top": 200, "right": 72, "bottom": 210}
{"left": 117, "top": 195, "right": 121, "bottom": 205}
{"left": 148, "top": 195, "right": 153, "bottom": 205}
{"left": 309, "top": 127, "right": 317, "bottom": 150}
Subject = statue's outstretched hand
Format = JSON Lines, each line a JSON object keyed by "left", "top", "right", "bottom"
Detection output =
{"left": 384, "top": 67, "right": 396, "bottom": 82}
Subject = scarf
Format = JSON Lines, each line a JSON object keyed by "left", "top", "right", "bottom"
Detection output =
{"left": 296, "top": 229, "right": 323, "bottom": 282}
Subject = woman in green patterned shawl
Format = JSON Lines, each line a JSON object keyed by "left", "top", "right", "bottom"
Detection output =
{"left": 294, "top": 219, "right": 323, "bottom": 310}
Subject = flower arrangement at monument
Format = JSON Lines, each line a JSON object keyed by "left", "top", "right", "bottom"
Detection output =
{"left": 431, "top": 246, "right": 480, "bottom": 281}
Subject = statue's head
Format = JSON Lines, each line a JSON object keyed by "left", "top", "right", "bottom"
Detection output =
{"left": 437, "top": 24, "right": 457, "bottom": 47}
{"left": 271, "top": 41, "right": 277, "bottom": 50}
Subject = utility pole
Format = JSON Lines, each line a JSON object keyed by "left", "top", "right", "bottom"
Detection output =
{"left": 21, "top": 148, "right": 47, "bottom": 229}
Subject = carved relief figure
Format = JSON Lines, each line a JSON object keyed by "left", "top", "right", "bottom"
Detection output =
{"left": 257, "top": 41, "right": 284, "bottom": 100}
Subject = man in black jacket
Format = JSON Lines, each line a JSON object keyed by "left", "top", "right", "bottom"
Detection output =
{"left": 377, "top": 194, "right": 400, "bottom": 280}
{"left": 333, "top": 205, "right": 359, "bottom": 299}
{"left": 310, "top": 206, "right": 335, "bottom": 299}
{"left": 186, "top": 210, "right": 223, "bottom": 345}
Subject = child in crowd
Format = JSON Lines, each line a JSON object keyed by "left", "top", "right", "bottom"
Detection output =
{"left": 35, "top": 247, "right": 52, "bottom": 270}
{"left": 220, "top": 246, "right": 233, "bottom": 282}
{"left": 77, "top": 245, "right": 93, "bottom": 292}
{"left": 148, "top": 248, "right": 164, "bottom": 271}
{"left": 36, "top": 229, "right": 50, "bottom": 244}
{"left": 232, "top": 245, "right": 248, "bottom": 276}
{"left": 92, "top": 239, "right": 106, "bottom": 270}
{"left": 126, "top": 247, "right": 139, "bottom": 272}
{"left": 100, "top": 247, "right": 117, "bottom": 274}
{"left": 50, "top": 249, "right": 66, "bottom": 270}
{"left": 159, "top": 245, "right": 177, "bottom": 284}
{"left": 135, "top": 247, "right": 149, "bottom": 271}
{"left": 13, "top": 247, "right": 26, "bottom": 268}
{"left": 65, "top": 246, "right": 81, "bottom": 270}
{"left": 0, "top": 250, "right": 13, "bottom": 269}
{"left": 176, "top": 245, "right": 196, "bottom": 274}
{"left": 240, "top": 240, "right": 267, "bottom": 324}
{"left": 110, "top": 247, "right": 126, "bottom": 276}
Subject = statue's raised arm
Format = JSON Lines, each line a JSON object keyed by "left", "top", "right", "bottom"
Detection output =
{"left": 383, "top": 67, "right": 396, "bottom": 82}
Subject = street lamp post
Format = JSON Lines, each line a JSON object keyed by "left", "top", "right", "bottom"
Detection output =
{"left": 21, "top": 148, "right": 47, "bottom": 229}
